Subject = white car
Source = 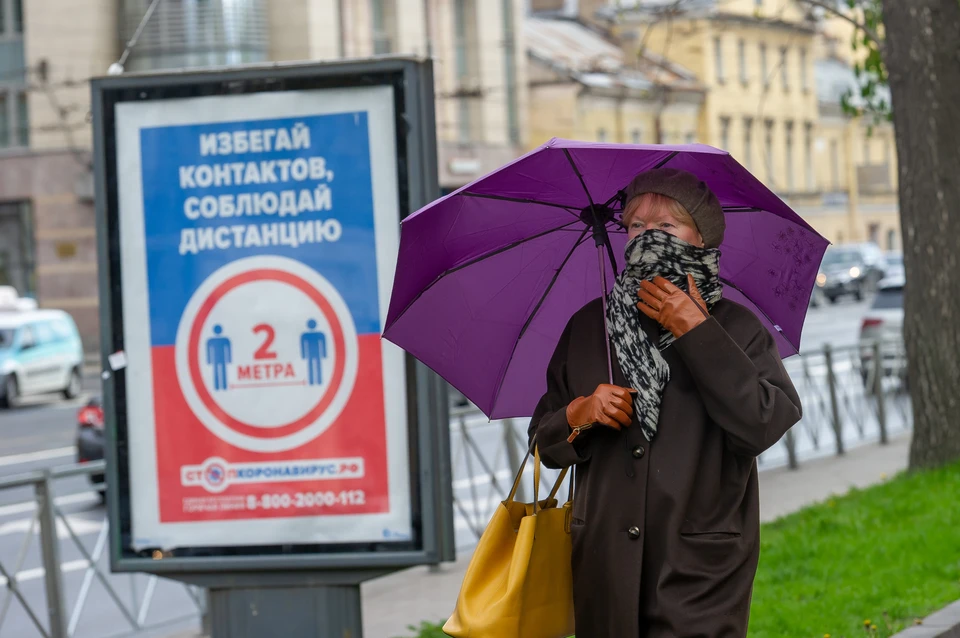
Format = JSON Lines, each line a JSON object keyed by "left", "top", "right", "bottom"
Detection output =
{"left": 0, "top": 305, "right": 85, "bottom": 408}
{"left": 858, "top": 273, "right": 906, "bottom": 390}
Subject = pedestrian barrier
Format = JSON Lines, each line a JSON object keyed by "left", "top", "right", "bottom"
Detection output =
{"left": 0, "top": 461, "right": 205, "bottom": 638}
{"left": 447, "top": 338, "right": 913, "bottom": 548}
{"left": 1, "top": 340, "right": 914, "bottom": 630}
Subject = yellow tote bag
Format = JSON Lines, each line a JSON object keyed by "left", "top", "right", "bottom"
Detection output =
{"left": 443, "top": 446, "right": 575, "bottom": 638}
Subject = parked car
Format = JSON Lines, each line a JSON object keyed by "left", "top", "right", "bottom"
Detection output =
{"left": 0, "top": 305, "right": 84, "bottom": 408}
{"left": 75, "top": 396, "right": 106, "bottom": 502}
{"left": 814, "top": 243, "right": 888, "bottom": 304}
{"left": 884, "top": 251, "right": 905, "bottom": 279}
{"left": 858, "top": 273, "right": 906, "bottom": 390}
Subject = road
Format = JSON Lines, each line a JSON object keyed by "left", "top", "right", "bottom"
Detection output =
{"left": 0, "top": 297, "right": 891, "bottom": 637}
{"left": 0, "top": 380, "right": 203, "bottom": 638}
{"left": 799, "top": 296, "right": 871, "bottom": 352}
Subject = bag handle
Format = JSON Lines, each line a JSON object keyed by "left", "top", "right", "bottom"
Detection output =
{"left": 506, "top": 437, "right": 570, "bottom": 514}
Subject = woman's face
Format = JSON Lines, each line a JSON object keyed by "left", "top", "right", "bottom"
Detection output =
{"left": 622, "top": 194, "right": 704, "bottom": 246}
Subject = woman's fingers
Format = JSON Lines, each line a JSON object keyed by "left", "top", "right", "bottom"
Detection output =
{"left": 602, "top": 405, "right": 632, "bottom": 427}
{"left": 597, "top": 414, "right": 622, "bottom": 430}
{"left": 610, "top": 396, "right": 634, "bottom": 417}
{"left": 638, "top": 288, "right": 662, "bottom": 311}
{"left": 637, "top": 299, "right": 659, "bottom": 320}
{"left": 652, "top": 276, "right": 681, "bottom": 294}
{"left": 639, "top": 279, "right": 667, "bottom": 300}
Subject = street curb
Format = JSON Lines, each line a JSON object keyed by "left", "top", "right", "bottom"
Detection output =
{"left": 891, "top": 600, "right": 960, "bottom": 637}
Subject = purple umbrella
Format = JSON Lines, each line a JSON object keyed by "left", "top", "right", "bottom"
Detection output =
{"left": 383, "top": 139, "right": 828, "bottom": 419}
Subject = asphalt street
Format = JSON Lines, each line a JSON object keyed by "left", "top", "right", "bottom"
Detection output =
{"left": 0, "top": 296, "right": 893, "bottom": 637}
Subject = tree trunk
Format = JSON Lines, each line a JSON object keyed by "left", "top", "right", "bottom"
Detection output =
{"left": 882, "top": 0, "right": 960, "bottom": 469}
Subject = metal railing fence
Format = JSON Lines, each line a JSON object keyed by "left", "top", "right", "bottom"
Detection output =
{"left": 0, "top": 461, "right": 204, "bottom": 638}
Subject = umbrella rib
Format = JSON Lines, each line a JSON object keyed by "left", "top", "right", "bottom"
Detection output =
{"left": 654, "top": 151, "right": 680, "bottom": 168}
{"left": 389, "top": 220, "right": 584, "bottom": 330}
{"left": 722, "top": 206, "right": 763, "bottom": 212}
{"left": 461, "top": 192, "right": 583, "bottom": 220}
{"left": 444, "top": 220, "right": 582, "bottom": 277}
{"left": 562, "top": 149, "right": 620, "bottom": 277}
{"left": 489, "top": 227, "right": 593, "bottom": 413}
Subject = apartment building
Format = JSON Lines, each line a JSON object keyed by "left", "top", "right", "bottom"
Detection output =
{"left": 3, "top": 0, "right": 527, "bottom": 350}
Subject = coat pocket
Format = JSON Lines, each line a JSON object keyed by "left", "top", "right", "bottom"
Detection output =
{"left": 679, "top": 530, "right": 742, "bottom": 540}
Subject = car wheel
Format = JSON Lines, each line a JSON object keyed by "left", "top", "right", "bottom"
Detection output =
{"left": 854, "top": 285, "right": 864, "bottom": 301}
{"left": 1, "top": 375, "right": 18, "bottom": 409}
{"left": 827, "top": 294, "right": 838, "bottom": 305}
{"left": 63, "top": 368, "right": 81, "bottom": 400}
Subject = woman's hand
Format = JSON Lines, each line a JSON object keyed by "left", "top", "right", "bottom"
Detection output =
{"left": 637, "top": 274, "right": 709, "bottom": 338}
{"left": 566, "top": 384, "right": 635, "bottom": 437}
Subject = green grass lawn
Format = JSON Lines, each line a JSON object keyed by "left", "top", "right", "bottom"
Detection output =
{"left": 401, "top": 460, "right": 960, "bottom": 638}
{"left": 748, "top": 460, "right": 960, "bottom": 637}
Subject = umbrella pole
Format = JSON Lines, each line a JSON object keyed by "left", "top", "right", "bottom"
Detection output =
{"left": 598, "top": 244, "right": 614, "bottom": 385}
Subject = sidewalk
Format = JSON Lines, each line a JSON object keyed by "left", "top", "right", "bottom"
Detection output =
{"left": 161, "top": 434, "right": 911, "bottom": 638}
{"left": 360, "top": 434, "right": 911, "bottom": 638}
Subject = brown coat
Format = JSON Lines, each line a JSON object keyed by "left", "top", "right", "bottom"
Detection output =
{"left": 528, "top": 298, "right": 802, "bottom": 638}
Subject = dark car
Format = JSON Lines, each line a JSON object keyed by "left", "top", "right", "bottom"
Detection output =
{"left": 75, "top": 396, "right": 106, "bottom": 502}
{"left": 813, "top": 243, "right": 887, "bottom": 305}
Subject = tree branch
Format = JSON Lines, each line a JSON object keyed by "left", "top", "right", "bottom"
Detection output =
{"left": 797, "top": 0, "right": 882, "bottom": 46}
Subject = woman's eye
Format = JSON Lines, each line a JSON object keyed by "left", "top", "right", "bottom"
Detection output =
{"left": 660, "top": 222, "right": 675, "bottom": 228}
{"left": 630, "top": 222, "right": 644, "bottom": 229}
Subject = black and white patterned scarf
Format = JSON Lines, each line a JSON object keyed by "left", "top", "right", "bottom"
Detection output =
{"left": 606, "top": 230, "right": 723, "bottom": 441}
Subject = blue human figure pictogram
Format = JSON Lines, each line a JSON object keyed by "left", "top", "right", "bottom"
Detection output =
{"left": 206, "top": 325, "right": 232, "bottom": 391}
{"left": 300, "top": 319, "right": 328, "bottom": 386}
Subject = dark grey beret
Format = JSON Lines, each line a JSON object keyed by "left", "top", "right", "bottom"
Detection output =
{"left": 623, "top": 168, "right": 726, "bottom": 248}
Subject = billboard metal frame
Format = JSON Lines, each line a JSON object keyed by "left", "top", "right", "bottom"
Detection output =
{"left": 91, "top": 57, "right": 454, "bottom": 577}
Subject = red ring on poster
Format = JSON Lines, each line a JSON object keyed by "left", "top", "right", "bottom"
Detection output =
{"left": 186, "top": 269, "right": 347, "bottom": 439}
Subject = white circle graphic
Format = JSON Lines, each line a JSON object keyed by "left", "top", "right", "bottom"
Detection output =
{"left": 174, "top": 256, "right": 359, "bottom": 453}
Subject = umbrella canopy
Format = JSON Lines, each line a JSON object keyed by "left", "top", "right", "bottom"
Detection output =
{"left": 384, "top": 138, "right": 828, "bottom": 419}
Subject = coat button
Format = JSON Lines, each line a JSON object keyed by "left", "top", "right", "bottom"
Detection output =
{"left": 632, "top": 445, "right": 645, "bottom": 459}
{"left": 628, "top": 526, "right": 641, "bottom": 540}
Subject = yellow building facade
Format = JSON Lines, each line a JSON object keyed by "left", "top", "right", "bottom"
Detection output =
{"left": 525, "top": 17, "right": 703, "bottom": 152}
{"left": 591, "top": 0, "right": 901, "bottom": 249}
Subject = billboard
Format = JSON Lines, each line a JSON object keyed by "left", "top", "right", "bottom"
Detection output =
{"left": 93, "top": 60, "right": 452, "bottom": 571}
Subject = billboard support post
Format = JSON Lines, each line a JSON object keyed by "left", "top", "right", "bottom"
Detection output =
{"left": 207, "top": 584, "right": 361, "bottom": 637}
{"left": 91, "top": 58, "right": 450, "bottom": 637}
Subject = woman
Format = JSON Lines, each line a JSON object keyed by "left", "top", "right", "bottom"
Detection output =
{"left": 528, "top": 167, "right": 802, "bottom": 637}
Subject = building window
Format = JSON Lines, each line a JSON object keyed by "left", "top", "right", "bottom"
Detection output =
{"left": 14, "top": 91, "right": 26, "bottom": 147}
{"left": 863, "top": 136, "right": 870, "bottom": 164}
{"left": 830, "top": 139, "right": 840, "bottom": 190}
{"left": 804, "top": 122, "right": 814, "bottom": 191}
{"left": 714, "top": 37, "right": 725, "bottom": 83}
{"left": 738, "top": 39, "right": 748, "bottom": 84}
{"left": 868, "top": 223, "right": 880, "bottom": 245}
{"left": 597, "top": 128, "right": 607, "bottom": 142}
{"left": 785, "top": 121, "right": 794, "bottom": 191}
{"left": 631, "top": 129, "right": 642, "bottom": 144}
{"left": 760, "top": 44, "right": 768, "bottom": 87}
{"left": 743, "top": 117, "right": 753, "bottom": 170}
{"left": 887, "top": 228, "right": 896, "bottom": 250}
{"left": 800, "top": 48, "right": 809, "bottom": 92}
{"left": 685, "top": 132, "right": 696, "bottom": 144}
{"left": 764, "top": 119, "right": 775, "bottom": 184}
{"left": 755, "top": 0, "right": 763, "bottom": 7}
{"left": 780, "top": 47, "right": 789, "bottom": 91}
{"left": 453, "top": 0, "right": 478, "bottom": 143}
{"left": 0, "top": 201, "right": 35, "bottom": 297}
{"left": 371, "top": 0, "right": 397, "bottom": 55}
{"left": 719, "top": 117, "right": 731, "bottom": 151}
{"left": 12, "top": 0, "right": 21, "bottom": 33}
{"left": 0, "top": 94, "right": 8, "bottom": 148}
